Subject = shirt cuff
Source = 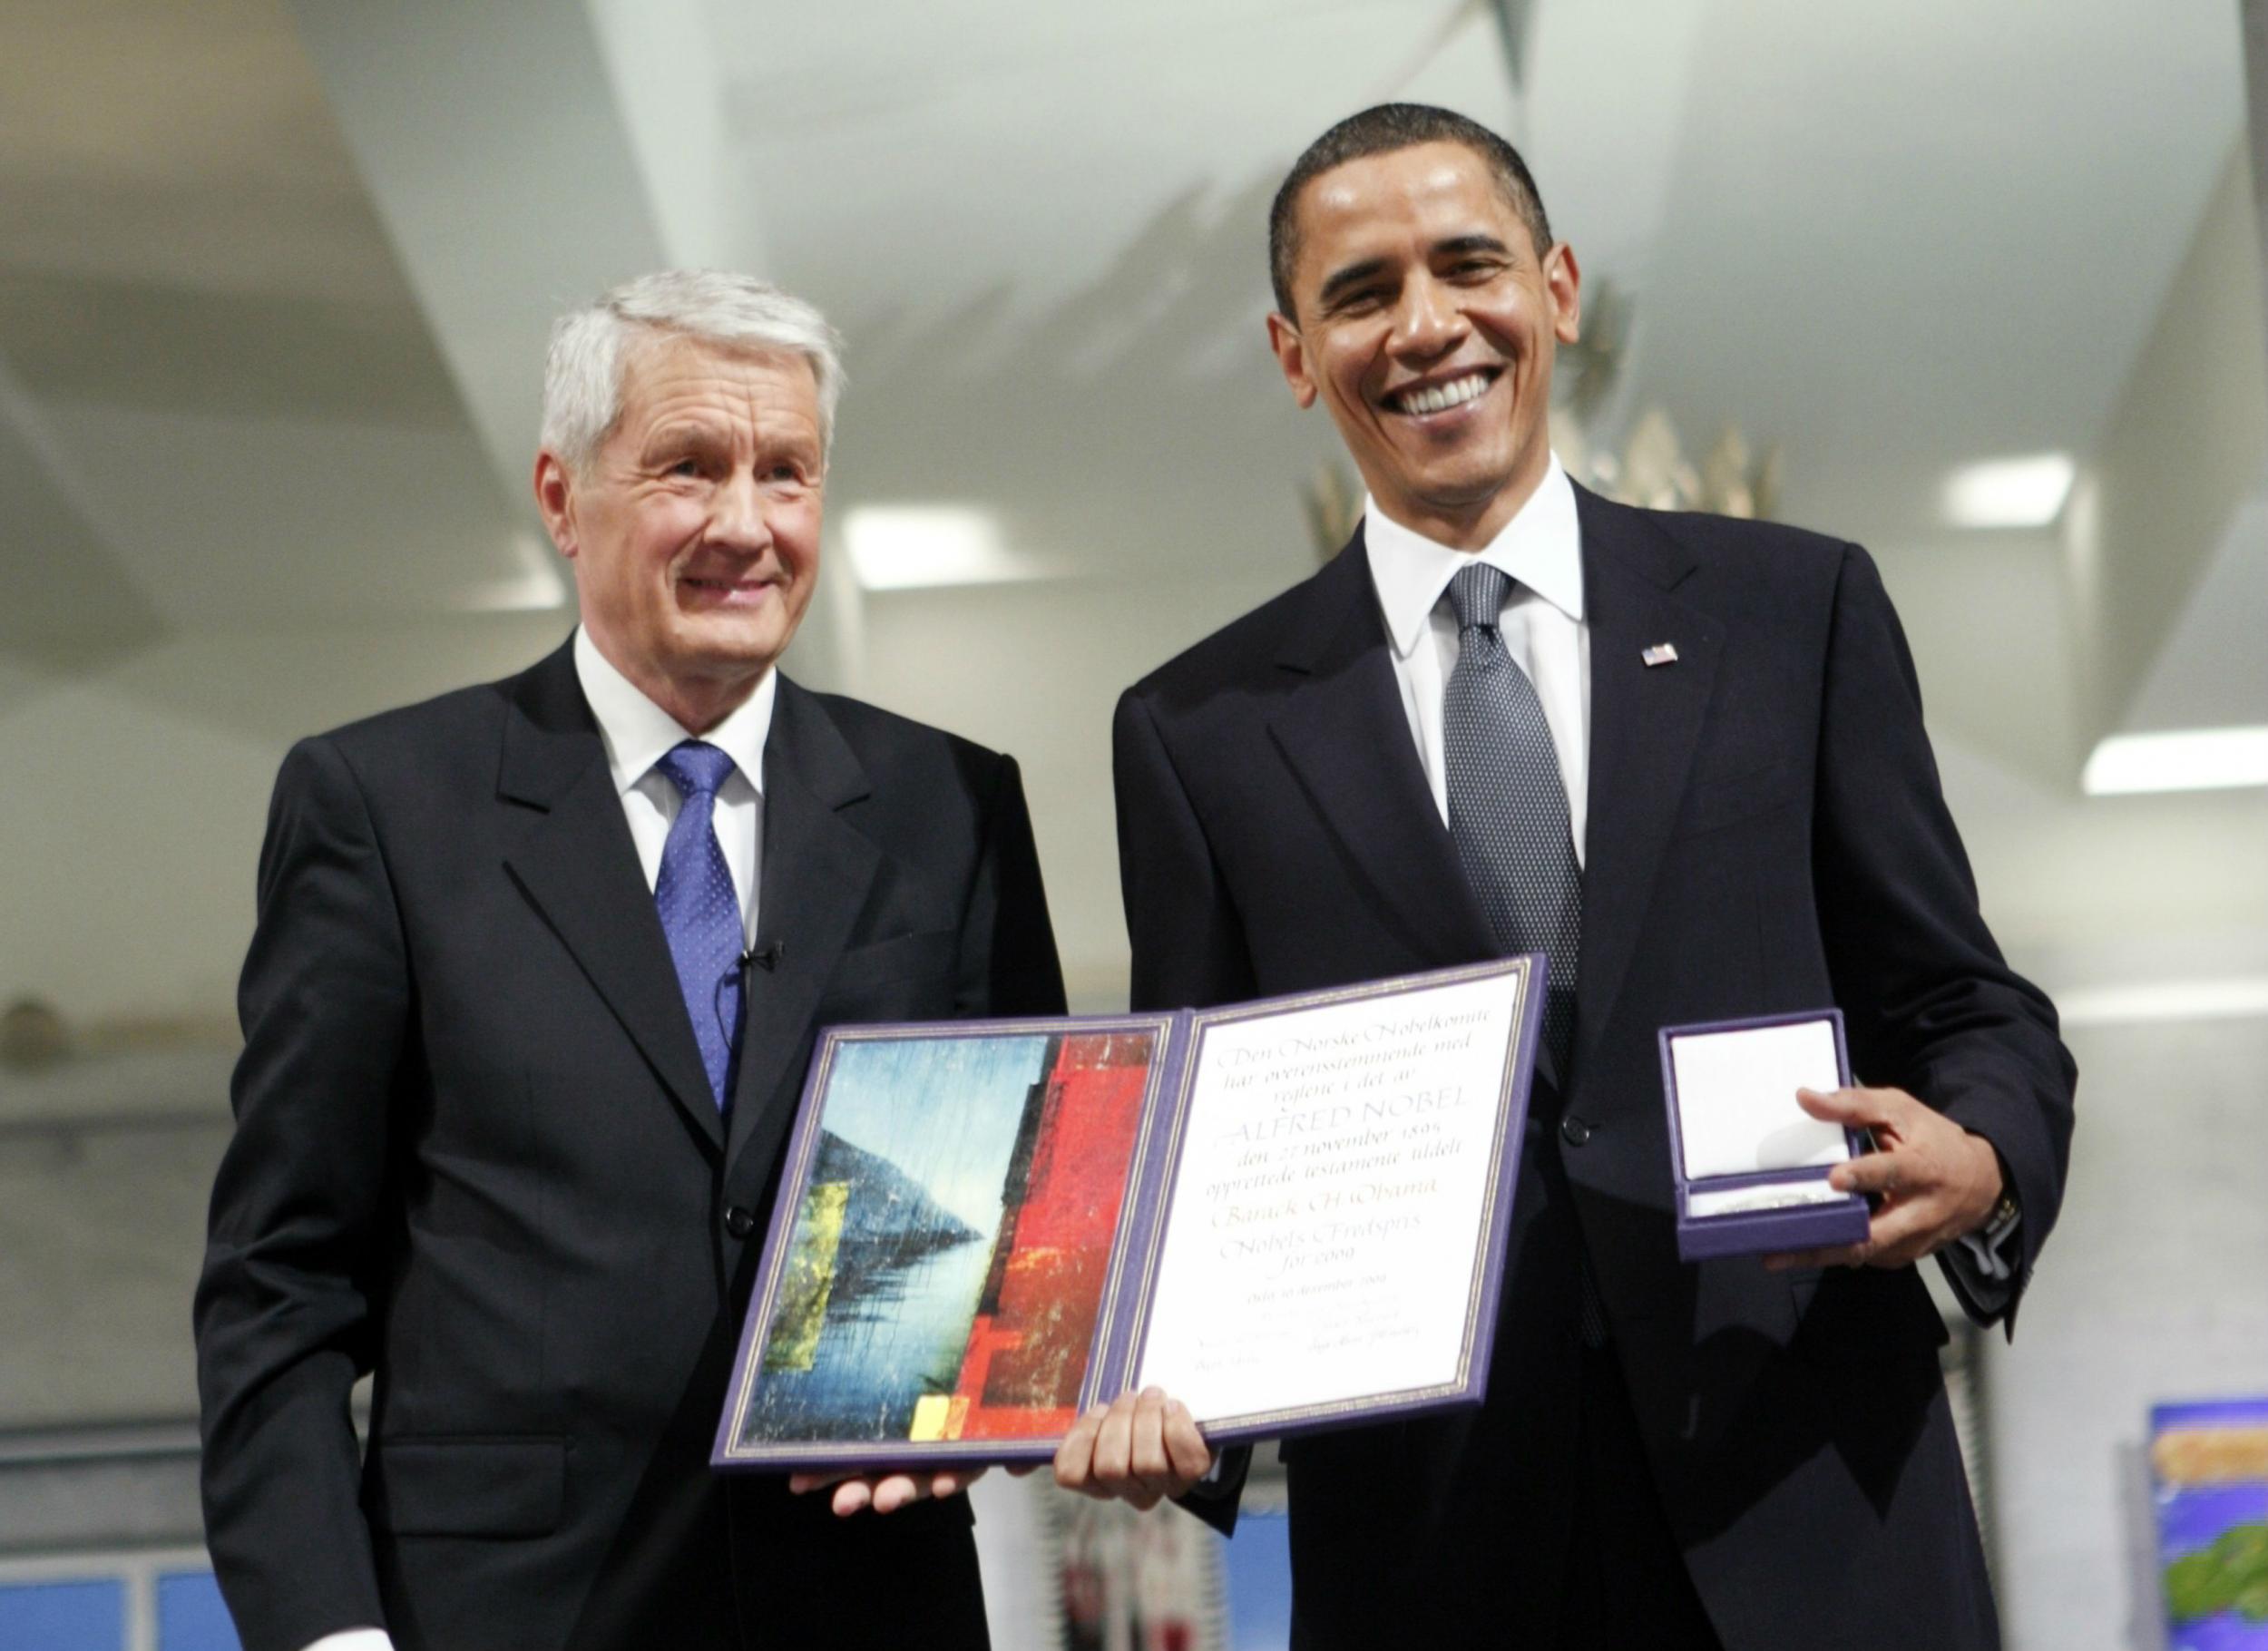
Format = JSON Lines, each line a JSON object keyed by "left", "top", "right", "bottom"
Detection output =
{"left": 1956, "top": 1197, "right": 2020, "bottom": 1284}
{"left": 1941, "top": 1197, "right": 2021, "bottom": 1321}
{"left": 300, "top": 1631, "right": 394, "bottom": 1651}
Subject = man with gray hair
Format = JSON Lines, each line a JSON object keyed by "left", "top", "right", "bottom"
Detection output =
{"left": 196, "top": 270, "right": 1064, "bottom": 1651}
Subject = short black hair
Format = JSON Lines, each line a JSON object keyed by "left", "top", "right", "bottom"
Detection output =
{"left": 1268, "top": 103, "right": 1553, "bottom": 318}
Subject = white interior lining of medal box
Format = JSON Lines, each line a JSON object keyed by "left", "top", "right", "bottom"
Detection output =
{"left": 1669, "top": 1018, "right": 1852, "bottom": 1182}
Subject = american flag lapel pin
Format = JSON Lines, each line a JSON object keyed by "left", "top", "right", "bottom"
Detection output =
{"left": 1642, "top": 642, "right": 1679, "bottom": 668}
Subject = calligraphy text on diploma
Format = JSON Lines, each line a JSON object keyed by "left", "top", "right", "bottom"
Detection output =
{"left": 1134, "top": 973, "right": 1520, "bottom": 1423}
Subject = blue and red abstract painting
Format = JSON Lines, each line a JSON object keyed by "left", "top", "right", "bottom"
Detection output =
{"left": 739, "top": 1029, "right": 1157, "bottom": 1448}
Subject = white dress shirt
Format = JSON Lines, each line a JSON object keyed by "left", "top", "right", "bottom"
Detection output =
{"left": 1364, "top": 454, "right": 1590, "bottom": 862}
{"left": 575, "top": 624, "right": 772, "bottom": 942}
{"left": 296, "top": 630, "right": 777, "bottom": 1651}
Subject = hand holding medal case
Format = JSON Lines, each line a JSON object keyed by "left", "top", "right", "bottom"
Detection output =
{"left": 1657, "top": 1009, "right": 1872, "bottom": 1261}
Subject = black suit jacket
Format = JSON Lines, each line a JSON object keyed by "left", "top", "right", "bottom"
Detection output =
{"left": 1114, "top": 491, "right": 2074, "bottom": 1651}
{"left": 196, "top": 640, "right": 1066, "bottom": 1651}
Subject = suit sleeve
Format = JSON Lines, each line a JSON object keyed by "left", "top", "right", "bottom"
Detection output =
{"left": 954, "top": 751, "right": 1069, "bottom": 1017}
{"left": 195, "top": 737, "right": 401, "bottom": 1651}
{"left": 1110, "top": 687, "right": 1256, "bottom": 1533}
{"left": 1111, "top": 689, "right": 1257, "bottom": 1016}
{"left": 1812, "top": 545, "right": 2077, "bottom": 1329}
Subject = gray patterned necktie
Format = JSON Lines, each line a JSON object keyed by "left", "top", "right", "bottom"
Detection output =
{"left": 1444, "top": 562, "right": 1607, "bottom": 1345}
{"left": 1443, "top": 562, "right": 1582, "bottom": 1071}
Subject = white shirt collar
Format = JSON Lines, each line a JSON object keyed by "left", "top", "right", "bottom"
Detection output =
{"left": 572, "top": 626, "right": 776, "bottom": 798}
{"left": 1364, "top": 454, "right": 1585, "bottom": 657}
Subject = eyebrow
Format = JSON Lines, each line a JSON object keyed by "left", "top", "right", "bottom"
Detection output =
{"left": 1316, "top": 257, "right": 1391, "bottom": 310}
{"left": 1434, "top": 233, "right": 1511, "bottom": 261}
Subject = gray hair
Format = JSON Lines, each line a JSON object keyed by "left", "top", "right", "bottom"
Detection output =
{"left": 540, "top": 269, "right": 846, "bottom": 469}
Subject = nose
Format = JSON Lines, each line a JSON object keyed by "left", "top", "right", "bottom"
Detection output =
{"left": 1392, "top": 271, "right": 1465, "bottom": 362}
{"left": 708, "top": 469, "right": 776, "bottom": 557}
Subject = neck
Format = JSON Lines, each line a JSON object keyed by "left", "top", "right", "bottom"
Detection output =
{"left": 1379, "top": 448, "right": 1551, "bottom": 552}
{"left": 586, "top": 629, "right": 767, "bottom": 736}
{"left": 645, "top": 675, "right": 764, "bottom": 737}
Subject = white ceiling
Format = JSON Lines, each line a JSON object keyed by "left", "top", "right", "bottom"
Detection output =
{"left": 4, "top": 0, "right": 2249, "bottom": 651}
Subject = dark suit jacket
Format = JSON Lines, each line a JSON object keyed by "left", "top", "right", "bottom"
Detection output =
{"left": 196, "top": 639, "right": 1066, "bottom": 1651}
{"left": 1114, "top": 491, "right": 2074, "bottom": 1651}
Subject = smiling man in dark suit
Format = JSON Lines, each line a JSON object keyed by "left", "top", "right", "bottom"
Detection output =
{"left": 196, "top": 270, "right": 1064, "bottom": 1651}
{"left": 1057, "top": 105, "right": 2074, "bottom": 1649}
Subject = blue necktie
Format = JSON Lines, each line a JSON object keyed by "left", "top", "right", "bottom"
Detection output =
{"left": 652, "top": 741, "right": 743, "bottom": 1109}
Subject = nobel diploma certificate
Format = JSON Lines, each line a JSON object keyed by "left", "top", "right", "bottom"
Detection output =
{"left": 715, "top": 959, "right": 1540, "bottom": 1470}
{"left": 1129, "top": 968, "right": 1531, "bottom": 1430}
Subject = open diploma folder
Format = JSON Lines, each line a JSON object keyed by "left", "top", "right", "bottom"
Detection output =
{"left": 712, "top": 959, "right": 1544, "bottom": 1471}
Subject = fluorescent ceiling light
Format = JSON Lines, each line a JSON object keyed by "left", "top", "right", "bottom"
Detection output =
{"left": 2082, "top": 726, "right": 2268, "bottom": 795}
{"left": 842, "top": 505, "right": 1040, "bottom": 591}
{"left": 2056, "top": 975, "right": 2268, "bottom": 1027}
{"left": 1943, "top": 453, "right": 2077, "bottom": 529}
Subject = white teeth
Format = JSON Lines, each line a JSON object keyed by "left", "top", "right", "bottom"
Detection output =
{"left": 1397, "top": 373, "right": 1490, "bottom": 415}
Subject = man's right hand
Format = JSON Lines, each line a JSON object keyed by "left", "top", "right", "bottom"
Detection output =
{"left": 1052, "top": 1386, "right": 1215, "bottom": 1510}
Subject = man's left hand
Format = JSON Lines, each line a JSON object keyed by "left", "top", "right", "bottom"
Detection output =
{"left": 788, "top": 1466, "right": 989, "bottom": 1518}
{"left": 1763, "top": 1085, "right": 2003, "bottom": 1272}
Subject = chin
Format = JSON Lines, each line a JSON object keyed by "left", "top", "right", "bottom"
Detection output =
{"left": 674, "top": 619, "right": 792, "bottom": 673}
{"left": 1411, "top": 465, "right": 1520, "bottom": 512}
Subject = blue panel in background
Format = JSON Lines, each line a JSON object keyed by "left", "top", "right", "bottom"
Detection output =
{"left": 1220, "top": 1507, "right": 1295, "bottom": 1651}
{"left": 158, "top": 1571, "right": 241, "bottom": 1651}
{"left": 0, "top": 1578, "right": 125, "bottom": 1650}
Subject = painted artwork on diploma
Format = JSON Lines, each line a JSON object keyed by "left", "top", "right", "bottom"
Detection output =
{"left": 729, "top": 1026, "right": 1161, "bottom": 1452}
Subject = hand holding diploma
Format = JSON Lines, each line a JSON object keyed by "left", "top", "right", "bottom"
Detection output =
{"left": 1053, "top": 1387, "right": 1217, "bottom": 1511}
{"left": 789, "top": 1465, "right": 991, "bottom": 1518}
{"left": 1763, "top": 1084, "right": 2005, "bottom": 1271}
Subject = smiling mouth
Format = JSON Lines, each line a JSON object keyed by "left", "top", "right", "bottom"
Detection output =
{"left": 1384, "top": 369, "right": 1497, "bottom": 416}
{"left": 679, "top": 573, "right": 774, "bottom": 602}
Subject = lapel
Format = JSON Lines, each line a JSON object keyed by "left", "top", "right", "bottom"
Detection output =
{"left": 1572, "top": 487, "right": 1725, "bottom": 1082}
{"left": 1264, "top": 533, "right": 1504, "bottom": 996}
{"left": 498, "top": 641, "right": 724, "bottom": 1154}
{"left": 723, "top": 679, "right": 880, "bottom": 1193}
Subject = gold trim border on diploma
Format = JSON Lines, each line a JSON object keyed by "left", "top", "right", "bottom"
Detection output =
{"left": 1118, "top": 957, "right": 1534, "bottom": 1439}
{"left": 717, "top": 1012, "right": 1182, "bottom": 1467}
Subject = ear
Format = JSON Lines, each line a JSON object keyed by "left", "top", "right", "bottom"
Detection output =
{"left": 1266, "top": 312, "right": 1320, "bottom": 410}
{"left": 1544, "top": 240, "right": 1581, "bottom": 347}
{"left": 533, "top": 450, "right": 580, "bottom": 561}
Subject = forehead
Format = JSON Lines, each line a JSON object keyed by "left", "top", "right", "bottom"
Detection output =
{"left": 614, "top": 332, "right": 819, "bottom": 434}
{"left": 1291, "top": 142, "right": 1535, "bottom": 285}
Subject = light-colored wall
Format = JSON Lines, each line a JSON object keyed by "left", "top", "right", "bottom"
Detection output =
{"left": 854, "top": 569, "right": 1311, "bottom": 1009}
{"left": 2075, "top": 141, "right": 2268, "bottom": 743}
{"left": 1989, "top": 996, "right": 2268, "bottom": 1651}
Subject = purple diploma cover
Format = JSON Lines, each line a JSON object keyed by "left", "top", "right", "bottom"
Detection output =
{"left": 1657, "top": 1009, "right": 1872, "bottom": 1261}
{"left": 713, "top": 958, "right": 1545, "bottom": 1471}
